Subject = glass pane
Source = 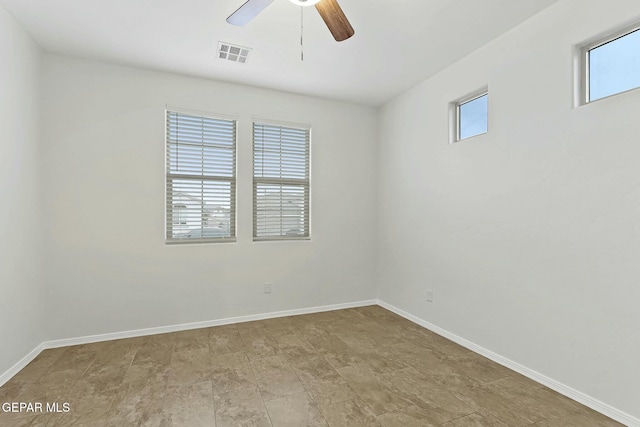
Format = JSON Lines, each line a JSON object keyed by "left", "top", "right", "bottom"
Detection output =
{"left": 589, "top": 29, "right": 640, "bottom": 102}
{"left": 255, "top": 183, "right": 308, "bottom": 238}
{"left": 169, "top": 179, "right": 233, "bottom": 239}
{"left": 459, "top": 94, "right": 488, "bottom": 140}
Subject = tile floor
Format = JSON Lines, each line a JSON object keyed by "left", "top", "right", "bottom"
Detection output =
{"left": 0, "top": 306, "right": 625, "bottom": 426}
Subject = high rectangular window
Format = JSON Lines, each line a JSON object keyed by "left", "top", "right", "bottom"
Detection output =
{"left": 452, "top": 91, "right": 488, "bottom": 142}
{"left": 253, "top": 122, "right": 310, "bottom": 241}
{"left": 582, "top": 25, "right": 640, "bottom": 103}
{"left": 165, "top": 110, "right": 236, "bottom": 243}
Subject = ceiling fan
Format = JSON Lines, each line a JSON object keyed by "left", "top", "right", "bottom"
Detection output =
{"left": 227, "top": 0, "right": 355, "bottom": 42}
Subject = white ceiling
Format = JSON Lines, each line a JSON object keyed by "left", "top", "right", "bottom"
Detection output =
{"left": 0, "top": 0, "right": 560, "bottom": 106}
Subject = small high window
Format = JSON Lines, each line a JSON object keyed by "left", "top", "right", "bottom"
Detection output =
{"left": 581, "top": 25, "right": 640, "bottom": 103}
{"left": 451, "top": 90, "right": 488, "bottom": 143}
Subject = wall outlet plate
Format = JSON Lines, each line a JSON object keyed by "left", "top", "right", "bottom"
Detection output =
{"left": 426, "top": 289, "right": 434, "bottom": 302}
{"left": 264, "top": 283, "right": 272, "bottom": 294}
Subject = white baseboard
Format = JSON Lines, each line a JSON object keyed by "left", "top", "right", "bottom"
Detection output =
{"left": 42, "top": 299, "right": 377, "bottom": 349}
{"left": 0, "top": 299, "right": 377, "bottom": 387}
{"left": 0, "top": 343, "right": 46, "bottom": 387}
{"left": 377, "top": 300, "right": 639, "bottom": 427}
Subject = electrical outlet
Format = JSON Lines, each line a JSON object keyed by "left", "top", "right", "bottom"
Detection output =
{"left": 264, "top": 283, "right": 272, "bottom": 294}
{"left": 426, "top": 289, "right": 434, "bottom": 302}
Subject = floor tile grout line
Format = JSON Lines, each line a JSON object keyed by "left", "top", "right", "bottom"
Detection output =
{"left": 210, "top": 377, "right": 216, "bottom": 427}
{"left": 288, "top": 350, "right": 332, "bottom": 427}
{"left": 437, "top": 411, "right": 482, "bottom": 426}
{"left": 256, "top": 384, "right": 275, "bottom": 426}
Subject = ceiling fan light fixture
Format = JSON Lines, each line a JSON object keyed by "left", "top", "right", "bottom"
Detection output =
{"left": 288, "top": 0, "right": 321, "bottom": 6}
{"left": 227, "top": 0, "right": 354, "bottom": 42}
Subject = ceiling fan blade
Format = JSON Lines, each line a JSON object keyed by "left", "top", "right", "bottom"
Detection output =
{"left": 314, "top": 0, "right": 354, "bottom": 42}
{"left": 227, "top": 0, "right": 276, "bottom": 26}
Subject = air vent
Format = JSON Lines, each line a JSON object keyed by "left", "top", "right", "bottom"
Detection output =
{"left": 217, "top": 42, "right": 251, "bottom": 64}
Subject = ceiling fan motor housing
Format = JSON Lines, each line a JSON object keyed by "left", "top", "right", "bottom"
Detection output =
{"left": 289, "top": 0, "right": 321, "bottom": 5}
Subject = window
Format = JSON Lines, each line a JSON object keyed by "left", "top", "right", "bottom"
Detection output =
{"left": 173, "top": 204, "right": 187, "bottom": 225}
{"left": 581, "top": 25, "right": 640, "bottom": 103}
{"left": 253, "top": 122, "right": 310, "bottom": 241}
{"left": 165, "top": 110, "right": 236, "bottom": 243}
{"left": 452, "top": 91, "right": 488, "bottom": 142}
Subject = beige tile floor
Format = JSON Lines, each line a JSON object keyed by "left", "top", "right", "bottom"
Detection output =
{"left": 0, "top": 305, "right": 624, "bottom": 426}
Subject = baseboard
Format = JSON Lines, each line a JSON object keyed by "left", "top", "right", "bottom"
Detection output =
{"left": 0, "top": 343, "right": 46, "bottom": 387}
{"left": 42, "top": 299, "right": 377, "bottom": 349}
{"left": 376, "top": 300, "right": 639, "bottom": 427}
{"left": 0, "top": 299, "right": 377, "bottom": 387}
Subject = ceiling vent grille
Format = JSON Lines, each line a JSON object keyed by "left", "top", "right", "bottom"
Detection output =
{"left": 217, "top": 42, "right": 251, "bottom": 64}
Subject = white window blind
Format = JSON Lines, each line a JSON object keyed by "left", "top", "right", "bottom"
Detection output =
{"left": 166, "top": 110, "right": 236, "bottom": 243}
{"left": 253, "top": 122, "right": 310, "bottom": 241}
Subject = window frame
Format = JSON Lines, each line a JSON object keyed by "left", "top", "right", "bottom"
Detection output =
{"left": 579, "top": 22, "right": 640, "bottom": 105}
{"left": 165, "top": 108, "right": 237, "bottom": 245}
{"left": 252, "top": 120, "right": 311, "bottom": 242}
{"left": 450, "top": 88, "right": 489, "bottom": 143}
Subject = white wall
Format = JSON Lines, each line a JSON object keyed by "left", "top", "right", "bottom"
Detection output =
{"left": 6, "top": 0, "right": 638, "bottom": 420}
{"left": 0, "top": 6, "right": 43, "bottom": 375}
{"left": 40, "top": 54, "right": 378, "bottom": 340}
{"left": 377, "top": 0, "right": 640, "bottom": 419}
